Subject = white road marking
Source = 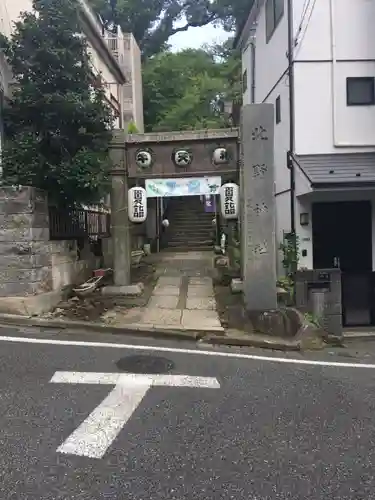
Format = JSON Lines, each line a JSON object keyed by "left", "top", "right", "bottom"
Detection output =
{"left": 51, "top": 371, "right": 220, "bottom": 388}
{"left": 51, "top": 371, "right": 220, "bottom": 458}
{"left": 0, "top": 334, "right": 374, "bottom": 369}
{"left": 57, "top": 382, "right": 148, "bottom": 459}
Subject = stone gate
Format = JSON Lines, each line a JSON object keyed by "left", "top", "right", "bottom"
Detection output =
{"left": 107, "top": 128, "right": 239, "bottom": 293}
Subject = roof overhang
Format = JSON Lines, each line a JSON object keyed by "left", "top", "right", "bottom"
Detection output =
{"left": 293, "top": 152, "right": 375, "bottom": 196}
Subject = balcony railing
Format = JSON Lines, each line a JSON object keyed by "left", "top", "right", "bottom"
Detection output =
{"left": 104, "top": 35, "right": 125, "bottom": 67}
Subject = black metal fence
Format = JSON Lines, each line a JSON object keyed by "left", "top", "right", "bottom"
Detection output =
{"left": 49, "top": 207, "right": 111, "bottom": 240}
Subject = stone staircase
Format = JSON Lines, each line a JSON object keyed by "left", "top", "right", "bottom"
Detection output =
{"left": 165, "top": 197, "right": 214, "bottom": 251}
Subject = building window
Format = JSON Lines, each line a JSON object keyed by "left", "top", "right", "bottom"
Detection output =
{"left": 347, "top": 77, "right": 375, "bottom": 106}
{"left": 242, "top": 69, "right": 248, "bottom": 93}
{"left": 266, "top": 0, "right": 284, "bottom": 43}
{"left": 275, "top": 95, "right": 281, "bottom": 124}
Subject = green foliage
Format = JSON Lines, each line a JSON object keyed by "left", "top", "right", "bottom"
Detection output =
{"left": 276, "top": 275, "right": 294, "bottom": 302}
{"left": 90, "top": 0, "right": 252, "bottom": 57}
{"left": 127, "top": 121, "right": 139, "bottom": 133}
{"left": 304, "top": 312, "right": 323, "bottom": 329}
{"left": 278, "top": 232, "right": 300, "bottom": 305}
{"left": 0, "top": 0, "right": 114, "bottom": 207}
{"left": 143, "top": 45, "right": 240, "bottom": 132}
{"left": 279, "top": 232, "right": 300, "bottom": 275}
{"left": 87, "top": 0, "right": 244, "bottom": 132}
{"left": 205, "top": 38, "right": 242, "bottom": 105}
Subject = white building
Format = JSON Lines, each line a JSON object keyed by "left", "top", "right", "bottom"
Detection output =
{"left": 236, "top": 0, "right": 375, "bottom": 327}
{"left": 105, "top": 28, "right": 144, "bottom": 132}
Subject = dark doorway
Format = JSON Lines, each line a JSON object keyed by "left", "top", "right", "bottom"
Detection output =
{"left": 312, "top": 200, "right": 373, "bottom": 327}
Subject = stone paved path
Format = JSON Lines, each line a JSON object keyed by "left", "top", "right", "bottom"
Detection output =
{"left": 139, "top": 274, "right": 222, "bottom": 331}
{"left": 105, "top": 251, "right": 223, "bottom": 332}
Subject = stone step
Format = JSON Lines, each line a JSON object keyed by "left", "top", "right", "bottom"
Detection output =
{"left": 168, "top": 231, "right": 211, "bottom": 237}
{"left": 166, "top": 197, "right": 215, "bottom": 252}
{"left": 169, "top": 231, "right": 212, "bottom": 237}
{"left": 171, "top": 213, "right": 213, "bottom": 219}
{"left": 170, "top": 225, "right": 210, "bottom": 230}
{"left": 163, "top": 245, "right": 213, "bottom": 252}
{"left": 168, "top": 239, "right": 212, "bottom": 245}
{"left": 169, "top": 230, "right": 212, "bottom": 236}
{"left": 169, "top": 223, "right": 212, "bottom": 229}
{"left": 170, "top": 218, "right": 212, "bottom": 222}
{"left": 171, "top": 218, "right": 213, "bottom": 222}
{"left": 169, "top": 227, "right": 213, "bottom": 233}
{"left": 167, "top": 240, "right": 213, "bottom": 247}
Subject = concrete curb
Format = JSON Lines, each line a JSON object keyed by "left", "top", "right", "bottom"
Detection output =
{"left": 343, "top": 331, "right": 375, "bottom": 342}
{"left": 0, "top": 313, "right": 328, "bottom": 351}
{"left": 0, "top": 313, "right": 214, "bottom": 342}
{"left": 201, "top": 333, "right": 302, "bottom": 351}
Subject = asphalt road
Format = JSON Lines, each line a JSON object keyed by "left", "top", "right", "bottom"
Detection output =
{"left": 1, "top": 326, "right": 375, "bottom": 499}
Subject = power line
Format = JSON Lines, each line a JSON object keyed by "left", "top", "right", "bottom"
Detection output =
{"left": 294, "top": 0, "right": 317, "bottom": 57}
{"left": 294, "top": 0, "right": 312, "bottom": 45}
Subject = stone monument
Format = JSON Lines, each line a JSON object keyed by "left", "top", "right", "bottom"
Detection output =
{"left": 240, "top": 104, "right": 277, "bottom": 312}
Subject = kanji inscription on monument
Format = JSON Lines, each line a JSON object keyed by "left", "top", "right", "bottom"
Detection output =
{"left": 241, "top": 104, "right": 277, "bottom": 311}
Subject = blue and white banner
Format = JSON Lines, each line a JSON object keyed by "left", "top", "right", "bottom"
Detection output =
{"left": 145, "top": 176, "right": 222, "bottom": 198}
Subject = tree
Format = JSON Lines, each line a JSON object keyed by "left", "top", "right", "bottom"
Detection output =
{"left": 90, "top": 0, "right": 252, "bottom": 57}
{"left": 205, "top": 37, "right": 242, "bottom": 107}
{"left": 0, "top": 0, "right": 114, "bottom": 207}
{"left": 142, "top": 48, "right": 228, "bottom": 131}
{"left": 142, "top": 42, "right": 241, "bottom": 132}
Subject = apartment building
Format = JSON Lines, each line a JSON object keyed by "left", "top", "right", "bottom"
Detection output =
{"left": 236, "top": 0, "right": 375, "bottom": 327}
{"left": 104, "top": 27, "right": 144, "bottom": 132}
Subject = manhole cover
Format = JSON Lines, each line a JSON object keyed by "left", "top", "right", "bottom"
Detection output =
{"left": 116, "top": 355, "right": 175, "bottom": 374}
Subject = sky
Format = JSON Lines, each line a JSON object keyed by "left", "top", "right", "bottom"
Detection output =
{"left": 169, "top": 23, "right": 230, "bottom": 52}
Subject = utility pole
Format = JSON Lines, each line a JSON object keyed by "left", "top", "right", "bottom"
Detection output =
{"left": 287, "top": 0, "right": 297, "bottom": 275}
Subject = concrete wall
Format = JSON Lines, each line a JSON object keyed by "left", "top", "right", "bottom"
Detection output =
{"left": 295, "top": 268, "right": 342, "bottom": 336}
{"left": 0, "top": 187, "right": 105, "bottom": 314}
{"left": 293, "top": 0, "right": 375, "bottom": 154}
{"left": 0, "top": 0, "right": 14, "bottom": 109}
{"left": 252, "top": 0, "right": 288, "bottom": 104}
{"left": 103, "top": 29, "right": 144, "bottom": 132}
{"left": 240, "top": 0, "right": 291, "bottom": 274}
{"left": 242, "top": 0, "right": 375, "bottom": 154}
{"left": 241, "top": 41, "right": 252, "bottom": 105}
{"left": 51, "top": 239, "right": 100, "bottom": 291}
{"left": 239, "top": 0, "right": 375, "bottom": 275}
{"left": 86, "top": 38, "right": 123, "bottom": 127}
{"left": 122, "top": 33, "right": 144, "bottom": 133}
{"left": 240, "top": 0, "right": 290, "bottom": 195}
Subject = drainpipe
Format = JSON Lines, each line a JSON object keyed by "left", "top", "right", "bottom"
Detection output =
{"left": 329, "top": 0, "right": 338, "bottom": 147}
{"left": 250, "top": 39, "right": 256, "bottom": 104}
{"left": 287, "top": 0, "right": 296, "bottom": 257}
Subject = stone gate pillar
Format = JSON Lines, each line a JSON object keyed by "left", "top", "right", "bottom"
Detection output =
{"left": 111, "top": 164, "right": 131, "bottom": 286}
{"left": 102, "top": 133, "right": 135, "bottom": 294}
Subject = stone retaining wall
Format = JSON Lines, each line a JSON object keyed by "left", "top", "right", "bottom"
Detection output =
{"left": 0, "top": 187, "right": 106, "bottom": 314}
